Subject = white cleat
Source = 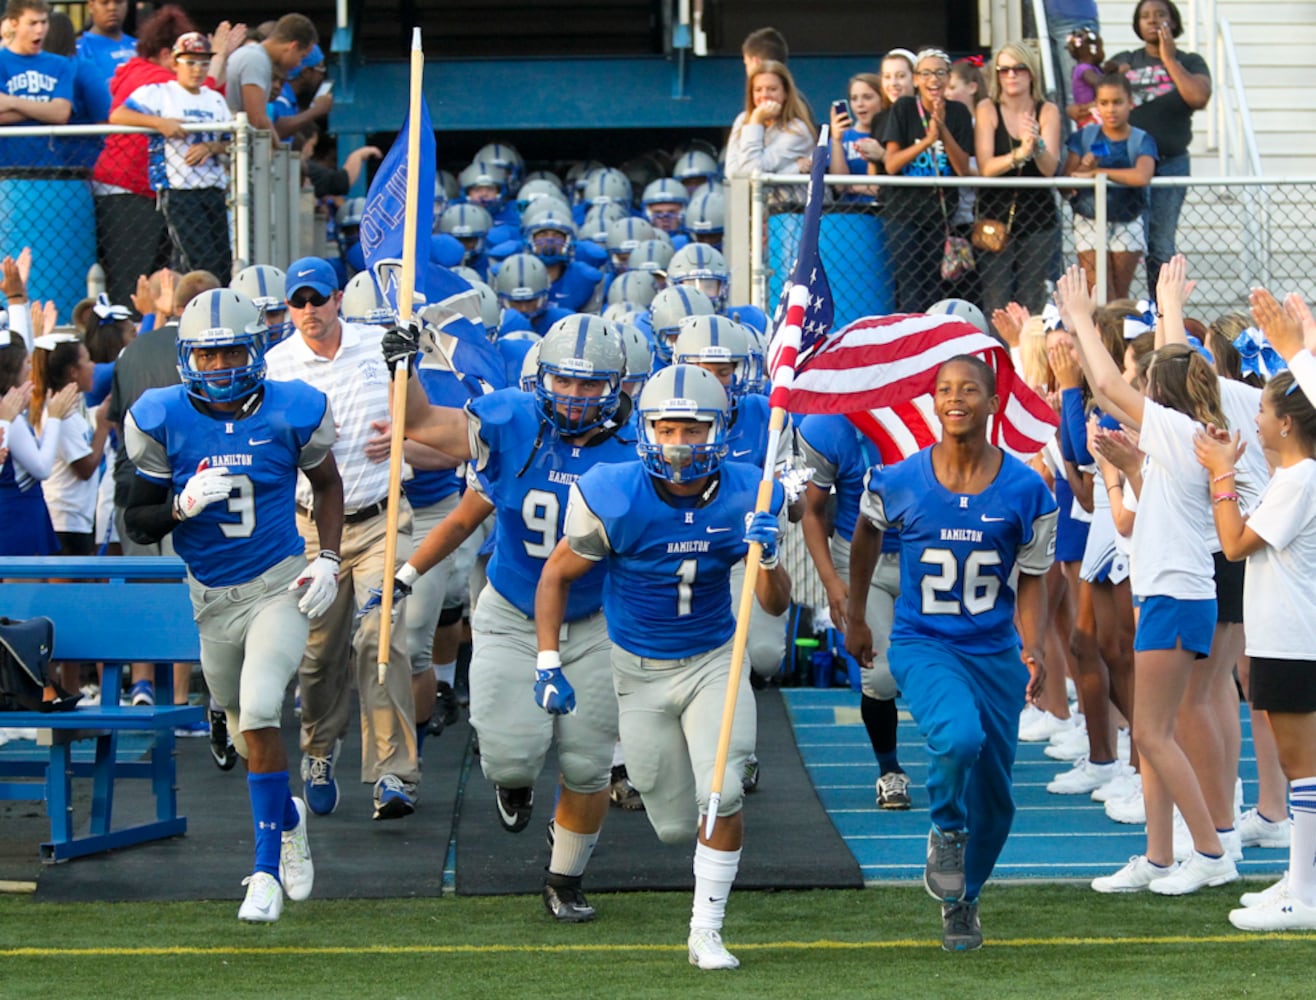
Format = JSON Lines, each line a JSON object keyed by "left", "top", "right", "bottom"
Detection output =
{"left": 688, "top": 928, "right": 740, "bottom": 970}
{"left": 279, "top": 797, "right": 314, "bottom": 902}
{"left": 238, "top": 871, "right": 284, "bottom": 923}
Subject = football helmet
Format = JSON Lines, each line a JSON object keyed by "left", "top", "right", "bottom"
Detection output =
{"left": 177, "top": 288, "right": 267, "bottom": 403}
{"left": 672, "top": 315, "right": 754, "bottom": 402}
{"left": 438, "top": 203, "right": 494, "bottom": 263}
{"left": 628, "top": 238, "right": 674, "bottom": 276}
{"left": 685, "top": 190, "right": 725, "bottom": 245}
{"left": 519, "top": 340, "right": 542, "bottom": 392}
{"left": 605, "top": 270, "right": 660, "bottom": 310}
{"left": 470, "top": 279, "right": 501, "bottom": 337}
{"left": 927, "top": 298, "right": 989, "bottom": 337}
{"left": 580, "top": 202, "right": 628, "bottom": 244}
{"left": 649, "top": 285, "right": 715, "bottom": 364}
{"left": 604, "top": 216, "right": 656, "bottom": 273}
{"left": 494, "top": 253, "right": 550, "bottom": 315}
{"left": 636, "top": 364, "right": 730, "bottom": 484}
{"left": 459, "top": 160, "right": 508, "bottom": 209}
{"left": 667, "top": 243, "right": 729, "bottom": 310}
{"left": 474, "top": 141, "right": 524, "bottom": 186}
{"left": 230, "top": 265, "right": 293, "bottom": 345}
{"left": 579, "top": 167, "right": 633, "bottom": 208}
{"left": 535, "top": 315, "right": 626, "bottom": 435}
{"left": 618, "top": 321, "right": 653, "bottom": 396}
{"left": 341, "top": 271, "right": 394, "bottom": 327}
{"left": 672, "top": 149, "right": 720, "bottom": 190}
{"left": 641, "top": 178, "right": 690, "bottom": 232}
{"left": 515, "top": 178, "right": 569, "bottom": 215}
{"left": 523, "top": 206, "right": 578, "bottom": 266}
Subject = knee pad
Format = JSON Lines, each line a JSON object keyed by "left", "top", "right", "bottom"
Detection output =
{"left": 653, "top": 818, "right": 696, "bottom": 846}
{"left": 556, "top": 748, "right": 611, "bottom": 795}
{"left": 437, "top": 603, "right": 465, "bottom": 628}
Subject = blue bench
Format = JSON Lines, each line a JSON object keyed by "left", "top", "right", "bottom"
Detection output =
{"left": 0, "top": 557, "right": 204, "bottom": 862}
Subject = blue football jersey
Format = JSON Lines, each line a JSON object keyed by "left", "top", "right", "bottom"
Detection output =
{"left": 862, "top": 448, "right": 1056, "bottom": 654}
{"left": 566, "top": 462, "right": 785, "bottom": 658}
{"left": 126, "top": 380, "right": 335, "bottom": 588}
{"left": 548, "top": 261, "right": 603, "bottom": 312}
{"left": 405, "top": 366, "right": 482, "bottom": 509}
{"left": 726, "top": 393, "right": 789, "bottom": 470}
{"left": 467, "top": 389, "right": 635, "bottom": 620}
{"left": 796, "top": 413, "right": 899, "bottom": 553}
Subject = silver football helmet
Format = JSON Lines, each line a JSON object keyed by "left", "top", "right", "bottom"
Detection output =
{"left": 649, "top": 285, "right": 715, "bottom": 363}
{"left": 636, "top": 364, "right": 730, "bottom": 483}
{"left": 672, "top": 315, "right": 754, "bottom": 402}
{"left": 535, "top": 314, "right": 627, "bottom": 435}
{"left": 176, "top": 289, "right": 267, "bottom": 403}
{"left": 341, "top": 271, "right": 394, "bottom": 327}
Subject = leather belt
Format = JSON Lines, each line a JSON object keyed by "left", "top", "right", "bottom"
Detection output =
{"left": 301, "top": 497, "right": 388, "bottom": 525}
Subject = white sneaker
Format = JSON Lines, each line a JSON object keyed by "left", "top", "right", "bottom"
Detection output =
{"left": 1105, "top": 787, "right": 1145, "bottom": 824}
{"left": 1240, "top": 872, "right": 1289, "bottom": 908}
{"left": 1047, "top": 757, "right": 1119, "bottom": 795}
{"left": 1048, "top": 712, "right": 1083, "bottom": 744}
{"left": 279, "top": 797, "right": 314, "bottom": 902}
{"left": 1091, "top": 855, "right": 1176, "bottom": 893}
{"left": 1018, "top": 703, "right": 1043, "bottom": 731}
{"left": 1235, "top": 777, "right": 1244, "bottom": 818}
{"left": 1236, "top": 808, "right": 1291, "bottom": 849}
{"left": 1019, "top": 710, "right": 1075, "bottom": 743}
{"left": 1229, "top": 887, "right": 1316, "bottom": 931}
{"left": 1044, "top": 725, "right": 1089, "bottom": 761}
{"left": 688, "top": 928, "right": 739, "bottom": 970}
{"left": 1148, "top": 850, "right": 1239, "bottom": 896}
{"left": 1091, "top": 767, "right": 1138, "bottom": 803}
{"left": 238, "top": 871, "right": 284, "bottom": 922}
{"left": 1220, "top": 827, "right": 1244, "bottom": 862}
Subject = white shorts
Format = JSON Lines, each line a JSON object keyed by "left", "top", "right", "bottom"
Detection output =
{"left": 1073, "top": 214, "right": 1146, "bottom": 254}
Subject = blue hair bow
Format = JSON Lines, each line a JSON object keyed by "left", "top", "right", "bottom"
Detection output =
{"left": 1233, "top": 326, "right": 1287, "bottom": 380}
{"left": 1123, "top": 299, "right": 1156, "bottom": 339}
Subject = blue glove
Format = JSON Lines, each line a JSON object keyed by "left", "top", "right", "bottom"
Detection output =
{"left": 534, "top": 652, "right": 576, "bottom": 715}
{"left": 356, "top": 578, "right": 412, "bottom": 623}
{"left": 743, "top": 510, "right": 780, "bottom": 568}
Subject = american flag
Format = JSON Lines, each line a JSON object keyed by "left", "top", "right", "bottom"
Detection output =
{"left": 787, "top": 313, "right": 1059, "bottom": 464}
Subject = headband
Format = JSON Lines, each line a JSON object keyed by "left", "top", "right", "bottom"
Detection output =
{"left": 33, "top": 332, "right": 80, "bottom": 352}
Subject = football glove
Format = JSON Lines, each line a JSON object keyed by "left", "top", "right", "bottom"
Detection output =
{"left": 291, "top": 550, "right": 340, "bottom": 618}
{"left": 174, "top": 465, "right": 233, "bottom": 520}
{"left": 534, "top": 651, "right": 576, "bottom": 715}
{"left": 743, "top": 510, "right": 780, "bottom": 569}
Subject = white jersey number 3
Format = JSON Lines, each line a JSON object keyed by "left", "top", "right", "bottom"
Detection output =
{"left": 919, "top": 547, "right": 1002, "bottom": 616}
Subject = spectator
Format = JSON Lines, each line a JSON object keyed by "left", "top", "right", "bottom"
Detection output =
{"left": 975, "top": 42, "right": 1062, "bottom": 322}
{"left": 0, "top": 0, "right": 73, "bottom": 169}
{"left": 850, "top": 50, "right": 916, "bottom": 182}
{"left": 92, "top": 3, "right": 197, "bottom": 309}
{"left": 76, "top": 0, "right": 134, "bottom": 82}
{"left": 741, "top": 26, "right": 788, "bottom": 77}
{"left": 725, "top": 59, "right": 815, "bottom": 178}
{"left": 43, "top": 11, "right": 109, "bottom": 170}
{"left": 111, "top": 32, "right": 233, "bottom": 282}
{"left": 269, "top": 43, "right": 332, "bottom": 142}
{"left": 828, "top": 72, "right": 882, "bottom": 203}
{"left": 1109, "top": 0, "right": 1210, "bottom": 291}
{"left": 881, "top": 48, "right": 976, "bottom": 312}
{"left": 223, "top": 13, "right": 317, "bottom": 134}
{"left": 1042, "top": 0, "right": 1100, "bottom": 114}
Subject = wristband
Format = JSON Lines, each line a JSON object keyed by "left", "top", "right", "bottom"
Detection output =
{"left": 396, "top": 562, "right": 419, "bottom": 588}
{"left": 1210, "top": 471, "right": 1236, "bottom": 484}
{"left": 317, "top": 549, "right": 340, "bottom": 564}
{"left": 1212, "top": 492, "right": 1239, "bottom": 505}
{"left": 536, "top": 650, "right": 562, "bottom": 673}
{"left": 759, "top": 550, "right": 781, "bottom": 571}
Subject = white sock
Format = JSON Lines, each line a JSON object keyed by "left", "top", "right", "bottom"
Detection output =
{"left": 1289, "top": 775, "right": 1316, "bottom": 907}
{"left": 548, "top": 823, "right": 599, "bottom": 879}
{"left": 432, "top": 661, "right": 456, "bottom": 687}
{"left": 690, "top": 842, "right": 741, "bottom": 932}
{"left": 611, "top": 740, "right": 625, "bottom": 768}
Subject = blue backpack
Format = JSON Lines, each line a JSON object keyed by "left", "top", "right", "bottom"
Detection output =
{"left": 1071, "top": 124, "right": 1150, "bottom": 224}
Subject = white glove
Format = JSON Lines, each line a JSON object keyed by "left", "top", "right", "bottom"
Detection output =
{"left": 291, "top": 550, "right": 340, "bottom": 618}
{"left": 174, "top": 466, "right": 233, "bottom": 520}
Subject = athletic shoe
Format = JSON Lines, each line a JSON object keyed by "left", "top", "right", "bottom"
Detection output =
{"left": 741, "top": 754, "right": 760, "bottom": 794}
{"left": 1105, "top": 787, "right": 1145, "bottom": 824}
{"left": 542, "top": 871, "right": 595, "bottom": 923}
{"left": 941, "top": 899, "right": 982, "bottom": 951}
{"left": 1148, "top": 850, "right": 1239, "bottom": 895}
{"left": 1048, "top": 711, "right": 1083, "bottom": 743}
{"left": 495, "top": 785, "right": 534, "bottom": 833}
{"left": 1230, "top": 888, "right": 1316, "bottom": 931}
{"left": 1017, "top": 703, "right": 1043, "bottom": 732}
{"left": 1047, "top": 757, "right": 1119, "bottom": 795}
{"left": 1092, "top": 767, "right": 1139, "bottom": 804}
{"left": 925, "top": 826, "right": 968, "bottom": 902}
{"left": 427, "top": 681, "right": 461, "bottom": 736}
{"left": 1237, "top": 808, "right": 1291, "bottom": 849}
{"left": 1091, "top": 855, "right": 1176, "bottom": 893}
{"left": 1044, "top": 725, "right": 1089, "bottom": 761}
{"left": 129, "top": 679, "right": 155, "bottom": 707}
{"left": 372, "top": 774, "right": 416, "bottom": 821}
{"left": 876, "top": 770, "right": 912, "bottom": 810}
{"left": 301, "top": 744, "right": 340, "bottom": 816}
{"left": 1220, "top": 827, "right": 1244, "bottom": 862}
{"left": 1019, "top": 710, "right": 1075, "bottom": 743}
{"left": 688, "top": 928, "right": 739, "bottom": 970}
{"left": 279, "top": 797, "right": 313, "bottom": 901}
{"left": 174, "top": 718, "right": 210, "bottom": 738}
{"left": 238, "top": 872, "right": 283, "bottom": 923}
{"left": 208, "top": 708, "right": 238, "bottom": 771}
{"left": 1240, "top": 872, "right": 1289, "bottom": 908}
{"left": 1235, "top": 776, "right": 1244, "bottom": 818}
{"left": 608, "top": 765, "right": 644, "bottom": 810}
{"left": 1172, "top": 808, "right": 1193, "bottom": 861}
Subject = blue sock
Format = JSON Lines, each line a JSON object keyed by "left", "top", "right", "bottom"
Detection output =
{"left": 248, "top": 771, "right": 290, "bottom": 877}
{"left": 416, "top": 721, "right": 429, "bottom": 756}
{"left": 283, "top": 793, "right": 300, "bottom": 831}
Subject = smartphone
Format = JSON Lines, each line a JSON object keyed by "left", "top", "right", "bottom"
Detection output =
{"left": 831, "top": 99, "right": 850, "bottom": 120}
{"left": 315, "top": 80, "right": 333, "bottom": 100}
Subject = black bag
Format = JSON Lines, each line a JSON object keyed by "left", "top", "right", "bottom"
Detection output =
{"left": 0, "top": 616, "right": 77, "bottom": 712}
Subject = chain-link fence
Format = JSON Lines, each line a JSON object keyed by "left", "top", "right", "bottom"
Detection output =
{"left": 0, "top": 117, "right": 299, "bottom": 321}
{"left": 735, "top": 174, "right": 1316, "bottom": 332}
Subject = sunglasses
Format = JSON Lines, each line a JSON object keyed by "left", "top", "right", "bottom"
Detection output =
{"left": 288, "top": 290, "right": 330, "bottom": 309}
{"left": 996, "top": 64, "right": 1030, "bottom": 76}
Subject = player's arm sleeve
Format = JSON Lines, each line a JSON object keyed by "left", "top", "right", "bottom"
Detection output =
{"left": 562, "top": 483, "right": 611, "bottom": 562}
{"left": 297, "top": 396, "right": 337, "bottom": 471}
{"left": 1017, "top": 508, "right": 1059, "bottom": 576}
{"left": 464, "top": 404, "right": 495, "bottom": 474}
{"left": 124, "top": 409, "right": 173, "bottom": 484}
{"left": 796, "top": 428, "right": 839, "bottom": 490}
{"left": 858, "top": 467, "right": 896, "bottom": 531}
{"left": 121, "top": 412, "right": 177, "bottom": 543}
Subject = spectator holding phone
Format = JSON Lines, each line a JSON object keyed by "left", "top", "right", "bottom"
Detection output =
{"left": 828, "top": 73, "right": 883, "bottom": 203}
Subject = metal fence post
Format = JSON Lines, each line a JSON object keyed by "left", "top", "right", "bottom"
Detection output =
{"left": 285, "top": 149, "right": 303, "bottom": 261}
{"left": 251, "top": 127, "right": 272, "bottom": 265}
{"left": 726, "top": 174, "right": 752, "bottom": 311}
{"left": 1094, "top": 173, "right": 1108, "bottom": 306}
{"left": 270, "top": 144, "right": 289, "bottom": 268}
{"left": 750, "top": 173, "right": 766, "bottom": 313}
{"left": 232, "top": 113, "right": 252, "bottom": 271}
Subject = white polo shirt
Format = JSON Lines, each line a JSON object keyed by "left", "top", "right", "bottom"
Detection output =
{"left": 265, "top": 320, "right": 394, "bottom": 511}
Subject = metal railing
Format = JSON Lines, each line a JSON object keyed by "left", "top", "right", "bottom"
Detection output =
{"left": 1212, "top": 16, "right": 1264, "bottom": 177}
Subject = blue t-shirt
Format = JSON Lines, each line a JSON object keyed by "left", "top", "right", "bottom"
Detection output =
{"left": 61, "top": 53, "right": 111, "bottom": 169}
{"left": 796, "top": 412, "right": 899, "bottom": 553}
{"left": 570, "top": 461, "right": 785, "bottom": 658}
{"left": 0, "top": 49, "right": 75, "bottom": 168}
{"left": 1066, "top": 124, "right": 1159, "bottom": 222}
{"left": 838, "top": 126, "right": 875, "bottom": 204}
{"left": 862, "top": 448, "right": 1057, "bottom": 654}
{"left": 76, "top": 31, "right": 136, "bottom": 83}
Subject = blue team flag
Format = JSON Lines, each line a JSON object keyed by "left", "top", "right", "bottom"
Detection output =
{"left": 360, "top": 101, "right": 505, "bottom": 388}
{"left": 769, "top": 130, "right": 834, "bottom": 365}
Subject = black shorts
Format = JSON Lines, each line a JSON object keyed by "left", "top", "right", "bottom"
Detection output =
{"left": 56, "top": 531, "right": 95, "bottom": 556}
{"left": 1250, "top": 656, "right": 1316, "bottom": 713}
{"left": 1212, "top": 550, "right": 1245, "bottom": 624}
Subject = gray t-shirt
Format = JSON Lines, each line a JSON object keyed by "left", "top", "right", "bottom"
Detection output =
{"left": 107, "top": 323, "right": 181, "bottom": 505}
{"left": 223, "top": 44, "right": 272, "bottom": 115}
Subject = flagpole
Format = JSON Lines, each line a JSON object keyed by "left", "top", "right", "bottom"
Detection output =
{"left": 704, "top": 128, "right": 829, "bottom": 839}
{"left": 377, "top": 26, "right": 424, "bottom": 685}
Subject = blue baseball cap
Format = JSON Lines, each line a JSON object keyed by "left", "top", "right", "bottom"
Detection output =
{"left": 288, "top": 44, "right": 325, "bottom": 79}
{"left": 285, "top": 257, "right": 339, "bottom": 299}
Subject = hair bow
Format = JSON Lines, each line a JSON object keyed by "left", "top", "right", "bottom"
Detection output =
{"left": 1041, "top": 302, "right": 1064, "bottom": 332}
{"left": 961, "top": 54, "right": 985, "bottom": 67}
{"left": 32, "top": 332, "right": 80, "bottom": 352}
{"left": 1233, "top": 326, "right": 1286, "bottom": 380}
{"left": 1123, "top": 299, "right": 1156, "bottom": 339}
{"left": 92, "top": 293, "right": 131, "bottom": 325}
{"left": 1186, "top": 334, "right": 1215, "bottom": 366}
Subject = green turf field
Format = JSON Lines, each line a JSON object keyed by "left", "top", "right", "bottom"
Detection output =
{"left": 1, "top": 882, "right": 1305, "bottom": 999}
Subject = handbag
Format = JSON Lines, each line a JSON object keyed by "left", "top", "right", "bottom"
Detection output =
{"left": 0, "top": 616, "right": 77, "bottom": 712}
{"left": 929, "top": 131, "right": 974, "bottom": 282}
{"left": 971, "top": 198, "right": 1016, "bottom": 254}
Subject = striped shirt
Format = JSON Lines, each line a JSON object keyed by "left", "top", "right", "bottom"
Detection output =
{"left": 265, "top": 321, "right": 393, "bottom": 511}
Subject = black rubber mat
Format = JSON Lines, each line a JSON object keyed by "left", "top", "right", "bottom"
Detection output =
{"left": 453, "top": 687, "right": 864, "bottom": 895}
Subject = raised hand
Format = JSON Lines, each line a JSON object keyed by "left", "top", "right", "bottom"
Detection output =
{"left": 1193, "top": 426, "right": 1244, "bottom": 478}
{"left": 1250, "top": 287, "right": 1303, "bottom": 361}
{"left": 1047, "top": 337, "right": 1084, "bottom": 390}
{"left": 1155, "top": 253, "right": 1196, "bottom": 315}
{"left": 0, "top": 383, "right": 32, "bottom": 422}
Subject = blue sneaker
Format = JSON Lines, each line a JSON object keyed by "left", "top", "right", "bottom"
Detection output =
{"left": 173, "top": 717, "right": 210, "bottom": 738}
{"left": 128, "top": 680, "right": 155, "bottom": 706}
{"left": 301, "top": 745, "right": 340, "bottom": 816}
{"left": 372, "top": 774, "right": 415, "bottom": 821}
